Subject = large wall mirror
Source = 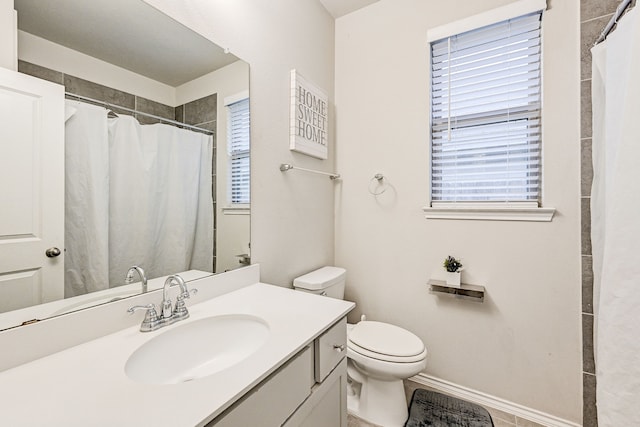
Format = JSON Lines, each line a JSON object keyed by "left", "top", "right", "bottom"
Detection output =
{"left": 0, "top": 0, "right": 250, "bottom": 330}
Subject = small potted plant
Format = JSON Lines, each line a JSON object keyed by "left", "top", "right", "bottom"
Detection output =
{"left": 443, "top": 255, "right": 463, "bottom": 287}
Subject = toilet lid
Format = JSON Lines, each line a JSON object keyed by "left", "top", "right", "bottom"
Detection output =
{"left": 348, "top": 321, "right": 425, "bottom": 359}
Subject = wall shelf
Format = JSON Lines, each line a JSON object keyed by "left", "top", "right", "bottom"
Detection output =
{"left": 428, "top": 279, "right": 485, "bottom": 302}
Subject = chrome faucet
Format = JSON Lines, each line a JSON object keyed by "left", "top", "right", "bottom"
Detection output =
{"left": 128, "top": 274, "right": 197, "bottom": 332}
{"left": 161, "top": 275, "right": 187, "bottom": 319}
{"left": 125, "top": 265, "right": 148, "bottom": 293}
{"left": 160, "top": 274, "right": 197, "bottom": 324}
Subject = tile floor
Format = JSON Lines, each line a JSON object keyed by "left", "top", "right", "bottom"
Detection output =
{"left": 347, "top": 380, "right": 547, "bottom": 427}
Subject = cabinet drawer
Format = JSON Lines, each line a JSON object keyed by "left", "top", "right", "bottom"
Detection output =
{"left": 314, "top": 317, "right": 347, "bottom": 382}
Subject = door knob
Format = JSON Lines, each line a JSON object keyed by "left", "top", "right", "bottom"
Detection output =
{"left": 45, "top": 247, "right": 61, "bottom": 258}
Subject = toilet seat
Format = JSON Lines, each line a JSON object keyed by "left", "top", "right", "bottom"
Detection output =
{"left": 348, "top": 321, "right": 426, "bottom": 363}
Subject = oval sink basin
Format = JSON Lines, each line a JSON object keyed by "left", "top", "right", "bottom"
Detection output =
{"left": 125, "top": 314, "right": 270, "bottom": 384}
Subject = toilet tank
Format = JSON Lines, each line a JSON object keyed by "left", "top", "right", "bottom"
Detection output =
{"left": 293, "top": 266, "right": 346, "bottom": 299}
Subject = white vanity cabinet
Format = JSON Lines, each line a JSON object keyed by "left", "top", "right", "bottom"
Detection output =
{"left": 209, "top": 317, "right": 348, "bottom": 427}
{"left": 0, "top": 280, "right": 355, "bottom": 427}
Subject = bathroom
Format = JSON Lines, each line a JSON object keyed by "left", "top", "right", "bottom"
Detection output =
{"left": 0, "top": 0, "right": 635, "bottom": 426}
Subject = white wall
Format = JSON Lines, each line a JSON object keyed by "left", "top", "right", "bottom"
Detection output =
{"left": 175, "top": 60, "right": 248, "bottom": 106}
{"left": 144, "top": 0, "right": 337, "bottom": 286}
{"left": 0, "top": 0, "right": 16, "bottom": 70}
{"left": 334, "top": 0, "right": 582, "bottom": 423}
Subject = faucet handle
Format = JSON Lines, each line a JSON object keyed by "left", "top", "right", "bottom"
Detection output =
{"left": 172, "top": 298, "right": 190, "bottom": 321}
{"left": 127, "top": 304, "right": 161, "bottom": 332}
{"left": 173, "top": 288, "right": 197, "bottom": 320}
{"left": 127, "top": 303, "right": 155, "bottom": 314}
{"left": 183, "top": 288, "right": 198, "bottom": 299}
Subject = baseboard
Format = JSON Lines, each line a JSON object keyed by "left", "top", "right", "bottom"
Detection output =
{"left": 409, "top": 373, "right": 581, "bottom": 427}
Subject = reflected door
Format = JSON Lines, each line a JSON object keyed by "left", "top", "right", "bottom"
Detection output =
{"left": 0, "top": 68, "right": 64, "bottom": 312}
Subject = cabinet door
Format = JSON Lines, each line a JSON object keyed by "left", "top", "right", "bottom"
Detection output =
{"left": 284, "top": 358, "right": 348, "bottom": 427}
{"left": 0, "top": 67, "right": 65, "bottom": 313}
{"left": 210, "top": 347, "right": 312, "bottom": 427}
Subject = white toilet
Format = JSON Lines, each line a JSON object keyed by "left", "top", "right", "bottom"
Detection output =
{"left": 293, "top": 266, "right": 427, "bottom": 427}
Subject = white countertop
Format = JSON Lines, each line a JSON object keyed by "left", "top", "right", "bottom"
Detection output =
{"left": 0, "top": 283, "right": 354, "bottom": 426}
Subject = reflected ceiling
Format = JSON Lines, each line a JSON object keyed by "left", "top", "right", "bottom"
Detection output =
{"left": 14, "top": 0, "right": 238, "bottom": 86}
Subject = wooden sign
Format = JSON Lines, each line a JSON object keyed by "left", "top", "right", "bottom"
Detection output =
{"left": 290, "top": 69, "right": 328, "bottom": 159}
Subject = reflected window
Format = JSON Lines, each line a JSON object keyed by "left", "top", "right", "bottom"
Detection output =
{"left": 227, "top": 97, "right": 250, "bottom": 204}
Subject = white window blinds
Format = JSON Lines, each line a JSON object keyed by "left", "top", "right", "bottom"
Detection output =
{"left": 430, "top": 11, "right": 542, "bottom": 204}
{"left": 227, "top": 98, "right": 250, "bottom": 204}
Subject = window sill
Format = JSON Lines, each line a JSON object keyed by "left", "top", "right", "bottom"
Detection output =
{"left": 222, "top": 206, "right": 250, "bottom": 216}
{"left": 422, "top": 205, "right": 555, "bottom": 222}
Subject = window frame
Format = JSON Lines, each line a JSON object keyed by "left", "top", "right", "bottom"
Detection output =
{"left": 224, "top": 92, "right": 250, "bottom": 213}
{"left": 422, "top": 0, "right": 554, "bottom": 222}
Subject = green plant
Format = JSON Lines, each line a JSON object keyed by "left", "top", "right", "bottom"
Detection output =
{"left": 443, "top": 255, "right": 463, "bottom": 273}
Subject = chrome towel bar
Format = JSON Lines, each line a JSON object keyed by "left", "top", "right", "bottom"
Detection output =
{"left": 279, "top": 163, "right": 340, "bottom": 180}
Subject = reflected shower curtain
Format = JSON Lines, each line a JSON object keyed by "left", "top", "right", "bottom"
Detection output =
{"left": 590, "top": 6, "right": 640, "bottom": 426}
{"left": 64, "top": 101, "right": 110, "bottom": 297}
{"left": 108, "top": 115, "right": 213, "bottom": 283}
{"left": 64, "top": 101, "right": 213, "bottom": 296}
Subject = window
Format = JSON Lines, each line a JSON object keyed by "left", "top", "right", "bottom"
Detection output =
{"left": 426, "top": 7, "right": 553, "bottom": 221}
{"left": 227, "top": 97, "right": 250, "bottom": 205}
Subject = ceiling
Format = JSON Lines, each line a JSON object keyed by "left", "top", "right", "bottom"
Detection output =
{"left": 14, "top": 0, "right": 240, "bottom": 87}
{"left": 319, "top": 0, "right": 379, "bottom": 18}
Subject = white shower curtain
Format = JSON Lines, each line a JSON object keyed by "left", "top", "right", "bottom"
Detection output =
{"left": 108, "top": 115, "right": 213, "bottom": 284}
{"left": 590, "top": 6, "right": 640, "bottom": 426}
{"left": 64, "top": 101, "right": 110, "bottom": 297}
{"left": 64, "top": 101, "right": 213, "bottom": 295}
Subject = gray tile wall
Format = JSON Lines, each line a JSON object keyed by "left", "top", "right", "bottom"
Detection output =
{"left": 580, "top": 1, "right": 621, "bottom": 426}
{"left": 63, "top": 73, "right": 136, "bottom": 110}
{"left": 135, "top": 97, "right": 175, "bottom": 125}
{"left": 18, "top": 60, "right": 217, "bottom": 273}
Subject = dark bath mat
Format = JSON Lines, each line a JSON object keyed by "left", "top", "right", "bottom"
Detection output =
{"left": 405, "top": 389, "right": 494, "bottom": 427}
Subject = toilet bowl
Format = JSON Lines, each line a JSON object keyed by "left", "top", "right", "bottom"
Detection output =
{"left": 293, "top": 267, "right": 428, "bottom": 427}
{"left": 346, "top": 321, "right": 427, "bottom": 427}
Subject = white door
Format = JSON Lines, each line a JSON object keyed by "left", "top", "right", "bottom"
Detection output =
{"left": 0, "top": 67, "right": 65, "bottom": 313}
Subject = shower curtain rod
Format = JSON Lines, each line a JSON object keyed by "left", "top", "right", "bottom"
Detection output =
{"left": 65, "top": 92, "right": 214, "bottom": 135}
{"left": 594, "top": 0, "right": 635, "bottom": 45}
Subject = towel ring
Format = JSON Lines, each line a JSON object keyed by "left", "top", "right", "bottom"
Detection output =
{"left": 368, "top": 173, "right": 387, "bottom": 196}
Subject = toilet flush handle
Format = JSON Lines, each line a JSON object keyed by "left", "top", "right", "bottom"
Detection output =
{"left": 333, "top": 344, "right": 345, "bottom": 352}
